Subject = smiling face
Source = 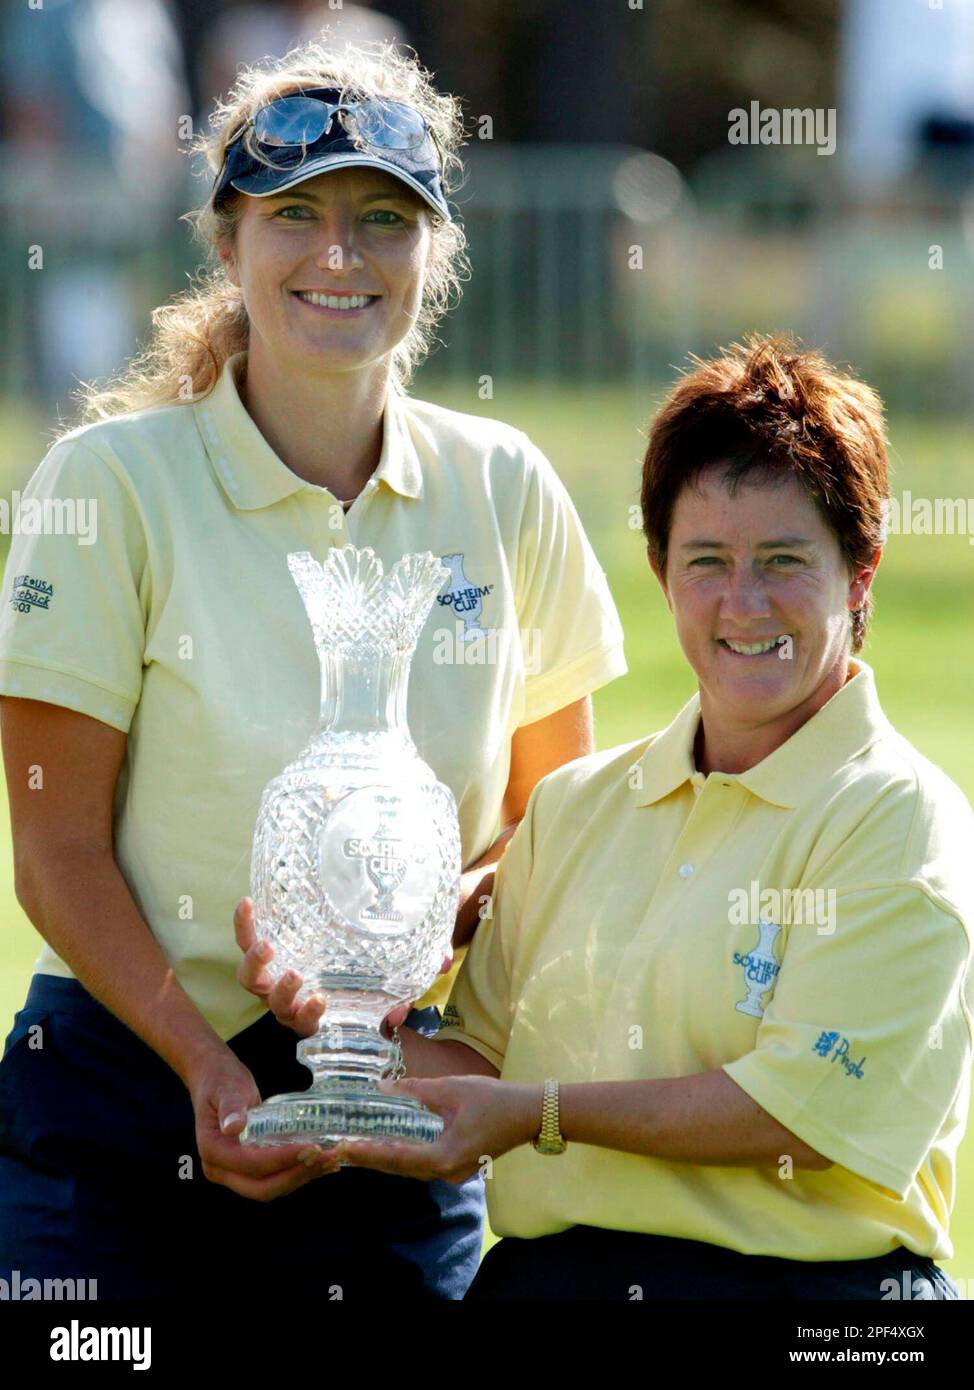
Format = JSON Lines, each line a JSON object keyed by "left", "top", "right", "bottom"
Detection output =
{"left": 219, "top": 166, "right": 432, "bottom": 377}
{"left": 652, "top": 465, "right": 881, "bottom": 755}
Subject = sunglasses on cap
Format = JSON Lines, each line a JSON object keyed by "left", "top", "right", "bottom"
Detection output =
{"left": 212, "top": 88, "right": 450, "bottom": 221}
{"left": 225, "top": 91, "right": 437, "bottom": 155}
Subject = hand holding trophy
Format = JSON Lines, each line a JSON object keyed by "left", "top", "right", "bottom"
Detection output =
{"left": 241, "top": 544, "right": 460, "bottom": 1148}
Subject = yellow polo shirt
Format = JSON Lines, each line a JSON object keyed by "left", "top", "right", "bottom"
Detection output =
{"left": 437, "top": 659, "right": 974, "bottom": 1261}
{"left": 0, "top": 350, "right": 626, "bottom": 1040}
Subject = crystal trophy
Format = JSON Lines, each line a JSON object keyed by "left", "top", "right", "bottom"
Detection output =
{"left": 241, "top": 545, "right": 460, "bottom": 1147}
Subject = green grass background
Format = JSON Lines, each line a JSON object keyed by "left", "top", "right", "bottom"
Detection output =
{"left": 1, "top": 382, "right": 971, "bottom": 1284}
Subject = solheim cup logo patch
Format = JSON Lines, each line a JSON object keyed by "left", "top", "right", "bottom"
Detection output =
{"left": 733, "top": 917, "right": 782, "bottom": 1017}
{"left": 10, "top": 574, "right": 53, "bottom": 615}
{"left": 436, "top": 553, "right": 493, "bottom": 640}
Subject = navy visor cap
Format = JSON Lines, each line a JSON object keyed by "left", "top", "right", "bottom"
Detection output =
{"left": 212, "top": 87, "right": 451, "bottom": 221}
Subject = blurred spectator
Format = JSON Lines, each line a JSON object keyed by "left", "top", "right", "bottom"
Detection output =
{"left": 1, "top": 0, "right": 190, "bottom": 403}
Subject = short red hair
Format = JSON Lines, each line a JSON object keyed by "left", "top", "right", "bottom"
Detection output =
{"left": 640, "top": 334, "right": 889, "bottom": 653}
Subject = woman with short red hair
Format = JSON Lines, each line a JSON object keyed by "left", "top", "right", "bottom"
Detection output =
{"left": 302, "top": 334, "right": 974, "bottom": 1301}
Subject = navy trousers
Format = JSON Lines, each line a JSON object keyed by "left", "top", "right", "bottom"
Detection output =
{"left": 467, "top": 1224, "right": 962, "bottom": 1301}
{"left": 0, "top": 974, "right": 484, "bottom": 1301}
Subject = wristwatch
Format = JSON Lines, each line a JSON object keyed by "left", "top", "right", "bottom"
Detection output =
{"left": 532, "top": 1078, "right": 567, "bottom": 1155}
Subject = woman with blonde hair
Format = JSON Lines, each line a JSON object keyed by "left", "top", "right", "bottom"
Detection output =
{"left": 0, "top": 36, "right": 625, "bottom": 1300}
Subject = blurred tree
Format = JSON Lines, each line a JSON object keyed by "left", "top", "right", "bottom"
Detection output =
{"left": 400, "top": 0, "right": 838, "bottom": 169}
{"left": 648, "top": 0, "right": 840, "bottom": 168}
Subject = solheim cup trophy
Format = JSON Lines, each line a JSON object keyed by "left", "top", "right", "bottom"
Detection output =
{"left": 241, "top": 545, "right": 460, "bottom": 1148}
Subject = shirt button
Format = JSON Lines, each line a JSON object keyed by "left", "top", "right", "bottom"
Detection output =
{"left": 678, "top": 863, "right": 695, "bottom": 878}
{"left": 692, "top": 785, "right": 702, "bottom": 796}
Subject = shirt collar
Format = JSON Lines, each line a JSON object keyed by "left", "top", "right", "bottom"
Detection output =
{"left": 193, "top": 350, "right": 423, "bottom": 510}
{"left": 634, "top": 658, "right": 894, "bottom": 810}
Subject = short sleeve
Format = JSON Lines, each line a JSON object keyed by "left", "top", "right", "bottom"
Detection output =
{"left": 0, "top": 439, "right": 148, "bottom": 731}
{"left": 435, "top": 780, "right": 539, "bottom": 1070}
{"left": 723, "top": 881, "right": 973, "bottom": 1198}
{"left": 513, "top": 435, "right": 626, "bottom": 725}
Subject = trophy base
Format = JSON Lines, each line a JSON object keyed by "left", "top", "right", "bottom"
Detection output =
{"left": 240, "top": 1087, "right": 444, "bottom": 1148}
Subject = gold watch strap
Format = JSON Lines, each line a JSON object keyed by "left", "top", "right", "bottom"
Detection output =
{"left": 532, "top": 1077, "right": 567, "bottom": 1154}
